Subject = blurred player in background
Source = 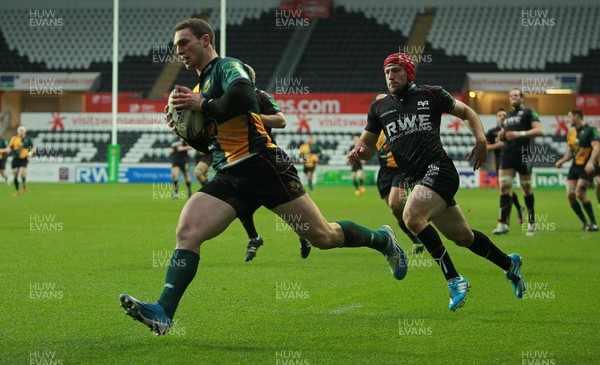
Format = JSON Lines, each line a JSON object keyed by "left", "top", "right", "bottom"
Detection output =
{"left": 8, "top": 126, "right": 35, "bottom": 196}
{"left": 349, "top": 135, "right": 366, "bottom": 196}
{"left": 555, "top": 109, "right": 599, "bottom": 231}
{"left": 493, "top": 89, "right": 543, "bottom": 236}
{"left": 485, "top": 108, "right": 525, "bottom": 225}
{"left": 596, "top": 172, "right": 600, "bottom": 208}
{"left": 349, "top": 52, "right": 525, "bottom": 311}
{"left": 0, "top": 137, "right": 9, "bottom": 184}
{"left": 170, "top": 136, "right": 193, "bottom": 199}
{"left": 120, "top": 19, "right": 406, "bottom": 335}
{"left": 299, "top": 135, "right": 323, "bottom": 192}
{"left": 193, "top": 151, "right": 212, "bottom": 187}
{"left": 241, "top": 64, "right": 311, "bottom": 261}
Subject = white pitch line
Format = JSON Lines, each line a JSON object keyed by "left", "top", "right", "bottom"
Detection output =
{"left": 329, "top": 303, "right": 364, "bottom": 314}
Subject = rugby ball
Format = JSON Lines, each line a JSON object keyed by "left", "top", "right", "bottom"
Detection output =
{"left": 168, "top": 89, "right": 207, "bottom": 140}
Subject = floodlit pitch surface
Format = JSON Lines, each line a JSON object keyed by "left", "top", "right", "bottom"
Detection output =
{"left": 2, "top": 184, "right": 598, "bottom": 364}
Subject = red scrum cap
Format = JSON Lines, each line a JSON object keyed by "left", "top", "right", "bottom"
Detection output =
{"left": 383, "top": 52, "right": 415, "bottom": 83}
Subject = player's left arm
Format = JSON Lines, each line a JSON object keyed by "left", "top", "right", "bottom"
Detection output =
{"left": 527, "top": 110, "right": 543, "bottom": 137}
{"left": 450, "top": 100, "right": 487, "bottom": 170}
{"left": 28, "top": 138, "right": 36, "bottom": 156}
{"left": 525, "top": 120, "right": 543, "bottom": 138}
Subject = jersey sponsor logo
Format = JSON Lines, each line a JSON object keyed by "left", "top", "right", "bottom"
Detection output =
{"left": 385, "top": 114, "right": 432, "bottom": 142}
{"left": 203, "top": 80, "right": 211, "bottom": 93}
{"left": 223, "top": 61, "right": 249, "bottom": 83}
{"left": 417, "top": 100, "right": 430, "bottom": 111}
{"left": 503, "top": 115, "right": 523, "bottom": 127}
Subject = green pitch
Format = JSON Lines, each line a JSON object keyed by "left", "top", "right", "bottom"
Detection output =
{"left": 1, "top": 184, "right": 599, "bottom": 364}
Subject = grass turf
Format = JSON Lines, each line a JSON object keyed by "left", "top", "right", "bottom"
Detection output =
{"left": 1, "top": 183, "right": 599, "bottom": 364}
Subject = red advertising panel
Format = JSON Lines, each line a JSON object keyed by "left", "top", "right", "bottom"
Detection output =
{"left": 280, "top": 0, "right": 331, "bottom": 19}
{"left": 85, "top": 92, "right": 168, "bottom": 113}
{"left": 575, "top": 95, "right": 600, "bottom": 116}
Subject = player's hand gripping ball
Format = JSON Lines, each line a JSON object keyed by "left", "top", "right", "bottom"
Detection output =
{"left": 167, "top": 89, "right": 207, "bottom": 140}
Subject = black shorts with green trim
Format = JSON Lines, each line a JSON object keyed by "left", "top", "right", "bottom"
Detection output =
{"left": 567, "top": 164, "right": 598, "bottom": 182}
{"left": 200, "top": 148, "right": 306, "bottom": 217}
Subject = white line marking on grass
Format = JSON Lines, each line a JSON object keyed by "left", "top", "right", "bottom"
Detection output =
{"left": 329, "top": 303, "right": 364, "bottom": 314}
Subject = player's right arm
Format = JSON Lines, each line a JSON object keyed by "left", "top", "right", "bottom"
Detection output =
{"left": 348, "top": 130, "right": 378, "bottom": 164}
{"left": 555, "top": 144, "right": 573, "bottom": 168}
{"left": 349, "top": 101, "right": 382, "bottom": 164}
{"left": 261, "top": 112, "right": 286, "bottom": 129}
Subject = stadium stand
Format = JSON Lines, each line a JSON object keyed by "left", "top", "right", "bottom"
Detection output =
{"left": 0, "top": 4, "right": 592, "bottom": 170}
{"left": 2, "top": 5, "right": 599, "bottom": 92}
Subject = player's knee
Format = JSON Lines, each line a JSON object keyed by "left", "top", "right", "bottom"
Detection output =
{"left": 175, "top": 221, "right": 202, "bottom": 249}
{"left": 499, "top": 175, "right": 513, "bottom": 190}
{"left": 520, "top": 179, "right": 532, "bottom": 192}
{"left": 402, "top": 211, "right": 425, "bottom": 235}
{"left": 575, "top": 185, "right": 588, "bottom": 201}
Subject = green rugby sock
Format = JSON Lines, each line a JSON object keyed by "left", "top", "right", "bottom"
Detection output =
{"left": 336, "top": 220, "right": 389, "bottom": 251}
{"left": 157, "top": 249, "right": 200, "bottom": 318}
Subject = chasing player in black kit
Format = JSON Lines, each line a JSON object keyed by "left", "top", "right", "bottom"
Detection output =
{"left": 349, "top": 52, "right": 525, "bottom": 311}
{"left": 170, "top": 136, "right": 193, "bottom": 199}
{"left": 493, "top": 89, "right": 543, "bottom": 236}
{"left": 485, "top": 108, "right": 525, "bottom": 225}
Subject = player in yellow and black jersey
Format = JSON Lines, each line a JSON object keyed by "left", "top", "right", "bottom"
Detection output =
{"left": 8, "top": 126, "right": 36, "bottom": 196}
{"left": 119, "top": 18, "right": 407, "bottom": 335}
{"left": 555, "top": 109, "right": 600, "bottom": 231}
{"left": 298, "top": 135, "right": 323, "bottom": 192}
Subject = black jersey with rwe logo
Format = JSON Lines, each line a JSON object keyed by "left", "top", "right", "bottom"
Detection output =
{"left": 365, "top": 84, "right": 456, "bottom": 181}
{"left": 501, "top": 105, "right": 540, "bottom": 153}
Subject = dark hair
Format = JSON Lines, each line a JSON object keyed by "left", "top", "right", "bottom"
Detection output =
{"left": 570, "top": 109, "right": 584, "bottom": 119}
{"left": 496, "top": 108, "right": 507, "bottom": 113}
{"left": 510, "top": 88, "right": 524, "bottom": 98}
{"left": 174, "top": 18, "right": 215, "bottom": 49}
